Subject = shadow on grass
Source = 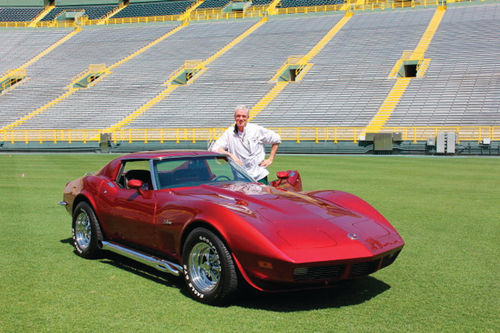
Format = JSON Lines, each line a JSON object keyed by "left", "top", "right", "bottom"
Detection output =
{"left": 60, "top": 237, "right": 73, "bottom": 245}
{"left": 232, "top": 277, "right": 390, "bottom": 311}
{"left": 60, "top": 237, "right": 390, "bottom": 310}
{"left": 99, "top": 252, "right": 184, "bottom": 289}
{"left": 99, "top": 251, "right": 390, "bottom": 311}
{"left": 60, "top": 238, "right": 183, "bottom": 289}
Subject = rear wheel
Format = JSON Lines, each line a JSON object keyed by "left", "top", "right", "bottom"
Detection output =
{"left": 182, "top": 228, "right": 238, "bottom": 305}
{"left": 72, "top": 202, "right": 102, "bottom": 259}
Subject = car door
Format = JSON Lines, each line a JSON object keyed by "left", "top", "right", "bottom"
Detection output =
{"left": 99, "top": 159, "right": 161, "bottom": 250}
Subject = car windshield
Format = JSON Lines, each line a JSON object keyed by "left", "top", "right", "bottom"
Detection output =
{"left": 153, "top": 155, "right": 254, "bottom": 189}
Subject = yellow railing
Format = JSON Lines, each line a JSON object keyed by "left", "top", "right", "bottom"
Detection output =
{"left": 91, "top": 14, "right": 179, "bottom": 25}
{"left": 276, "top": 4, "right": 346, "bottom": 15}
{"left": 0, "top": 0, "right": 485, "bottom": 28}
{"left": 1, "top": 126, "right": 498, "bottom": 144}
{"left": 188, "top": 10, "right": 266, "bottom": 21}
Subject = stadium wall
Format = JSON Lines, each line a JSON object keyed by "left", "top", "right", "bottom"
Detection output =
{"left": 1, "top": 140, "right": 498, "bottom": 156}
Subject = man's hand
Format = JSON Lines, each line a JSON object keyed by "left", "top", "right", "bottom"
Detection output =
{"left": 232, "top": 155, "right": 243, "bottom": 166}
{"left": 259, "top": 158, "right": 273, "bottom": 168}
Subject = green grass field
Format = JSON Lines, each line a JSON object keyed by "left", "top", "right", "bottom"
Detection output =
{"left": 1, "top": 154, "right": 498, "bottom": 332}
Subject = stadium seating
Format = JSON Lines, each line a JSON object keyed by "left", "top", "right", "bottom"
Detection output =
{"left": 250, "top": 0, "right": 273, "bottom": 4}
{"left": 0, "top": 29, "right": 70, "bottom": 75}
{"left": 41, "top": 5, "right": 116, "bottom": 21}
{"left": 258, "top": 9, "right": 435, "bottom": 128}
{"left": 0, "top": 25, "right": 178, "bottom": 128}
{"left": 279, "top": 0, "right": 344, "bottom": 8}
{"left": 197, "top": 0, "right": 232, "bottom": 9}
{"left": 0, "top": 7, "right": 42, "bottom": 21}
{"left": 127, "top": 15, "right": 344, "bottom": 129}
{"left": 387, "top": 4, "right": 500, "bottom": 126}
{"left": 0, "top": 2, "right": 499, "bottom": 134}
{"left": 12, "top": 21, "right": 256, "bottom": 129}
{"left": 112, "top": 0, "right": 193, "bottom": 18}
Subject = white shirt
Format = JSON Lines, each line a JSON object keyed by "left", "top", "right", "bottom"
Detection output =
{"left": 211, "top": 123, "right": 281, "bottom": 180}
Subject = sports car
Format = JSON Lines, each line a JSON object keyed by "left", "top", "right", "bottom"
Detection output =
{"left": 61, "top": 151, "right": 404, "bottom": 305}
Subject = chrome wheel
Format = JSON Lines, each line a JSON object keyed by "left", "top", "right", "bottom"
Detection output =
{"left": 188, "top": 242, "right": 221, "bottom": 293}
{"left": 183, "top": 228, "right": 238, "bottom": 304}
{"left": 75, "top": 210, "right": 91, "bottom": 251}
{"left": 72, "top": 202, "right": 102, "bottom": 259}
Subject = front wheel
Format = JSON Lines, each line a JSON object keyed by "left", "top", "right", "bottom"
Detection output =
{"left": 182, "top": 228, "right": 238, "bottom": 305}
{"left": 72, "top": 202, "right": 102, "bottom": 259}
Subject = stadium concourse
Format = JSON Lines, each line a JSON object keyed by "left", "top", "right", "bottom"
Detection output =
{"left": 0, "top": 0, "right": 498, "bottom": 155}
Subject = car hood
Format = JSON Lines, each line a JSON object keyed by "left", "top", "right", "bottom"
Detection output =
{"left": 174, "top": 182, "right": 403, "bottom": 262}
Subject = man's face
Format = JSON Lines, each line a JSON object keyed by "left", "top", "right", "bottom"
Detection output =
{"left": 234, "top": 109, "right": 249, "bottom": 130}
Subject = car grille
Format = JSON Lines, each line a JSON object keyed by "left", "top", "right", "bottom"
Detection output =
{"left": 349, "top": 260, "right": 380, "bottom": 277}
{"left": 293, "top": 250, "right": 401, "bottom": 281}
{"left": 293, "top": 264, "right": 346, "bottom": 281}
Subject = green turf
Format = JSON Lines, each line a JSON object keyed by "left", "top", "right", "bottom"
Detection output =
{"left": 0, "top": 154, "right": 498, "bottom": 332}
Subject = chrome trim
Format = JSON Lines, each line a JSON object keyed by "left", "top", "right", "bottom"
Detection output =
{"left": 58, "top": 201, "right": 68, "bottom": 206}
{"left": 149, "top": 159, "right": 159, "bottom": 190}
{"left": 101, "top": 241, "right": 183, "bottom": 276}
{"left": 347, "top": 232, "right": 359, "bottom": 240}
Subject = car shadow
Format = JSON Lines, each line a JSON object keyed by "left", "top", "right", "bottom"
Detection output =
{"left": 60, "top": 237, "right": 390, "bottom": 310}
{"left": 60, "top": 238, "right": 183, "bottom": 289}
{"left": 232, "top": 277, "right": 391, "bottom": 311}
{"left": 60, "top": 237, "right": 73, "bottom": 245}
{"left": 99, "top": 252, "right": 184, "bottom": 289}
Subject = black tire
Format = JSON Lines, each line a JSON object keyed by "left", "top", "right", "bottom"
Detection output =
{"left": 72, "top": 201, "right": 102, "bottom": 259}
{"left": 182, "top": 227, "right": 238, "bottom": 305}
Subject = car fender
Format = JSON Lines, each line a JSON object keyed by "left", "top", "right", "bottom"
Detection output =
{"left": 308, "top": 190, "right": 396, "bottom": 231}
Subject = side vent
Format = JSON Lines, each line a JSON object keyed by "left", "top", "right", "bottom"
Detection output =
{"left": 166, "top": 60, "right": 205, "bottom": 86}
{"left": 0, "top": 69, "right": 26, "bottom": 94}
{"left": 70, "top": 64, "right": 109, "bottom": 89}
{"left": 271, "top": 55, "right": 312, "bottom": 82}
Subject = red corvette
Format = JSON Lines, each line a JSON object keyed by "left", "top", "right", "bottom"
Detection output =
{"left": 61, "top": 151, "right": 404, "bottom": 305}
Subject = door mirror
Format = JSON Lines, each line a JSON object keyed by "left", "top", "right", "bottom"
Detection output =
{"left": 128, "top": 179, "right": 143, "bottom": 189}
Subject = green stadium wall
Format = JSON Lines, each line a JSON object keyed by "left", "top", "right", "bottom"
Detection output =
{"left": 1, "top": 140, "right": 498, "bottom": 156}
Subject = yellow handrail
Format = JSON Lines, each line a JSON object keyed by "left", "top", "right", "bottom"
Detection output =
{"left": 1, "top": 126, "right": 498, "bottom": 144}
{"left": 0, "top": 0, "right": 482, "bottom": 28}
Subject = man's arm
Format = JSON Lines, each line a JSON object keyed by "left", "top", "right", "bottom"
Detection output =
{"left": 259, "top": 142, "right": 279, "bottom": 168}
{"left": 216, "top": 147, "right": 242, "bottom": 166}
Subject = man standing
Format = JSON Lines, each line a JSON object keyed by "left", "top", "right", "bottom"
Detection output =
{"left": 211, "top": 105, "right": 281, "bottom": 184}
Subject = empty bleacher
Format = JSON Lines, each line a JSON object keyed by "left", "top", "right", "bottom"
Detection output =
{"left": 0, "top": 6, "right": 43, "bottom": 22}
{"left": 0, "top": 2, "right": 498, "bottom": 140}
{"left": 257, "top": 9, "right": 435, "bottom": 128}
{"left": 250, "top": 0, "right": 273, "bottom": 4}
{"left": 387, "top": 4, "right": 500, "bottom": 127}
{"left": 126, "top": 15, "right": 344, "bottom": 129}
{"left": 112, "top": 0, "right": 193, "bottom": 18}
{"left": 0, "top": 25, "right": 177, "bottom": 128}
{"left": 14, "top": 21, "right": 256, "bottom": 129}
{"left": 0, "top": 29, "right": 70, "bottom": 75}
{"left": 279, "top": 0, "right": 344, "bottom": 8}
{"left": 197, "top": 0, "right": 232, "bottom": 9}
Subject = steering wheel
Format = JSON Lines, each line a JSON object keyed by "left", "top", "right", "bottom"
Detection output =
{"left": 214, "top": 175, "right": 231, "bottom": 181}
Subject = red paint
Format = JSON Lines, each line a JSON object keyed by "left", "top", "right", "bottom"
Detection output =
{"left": 63, "top": 151, "right": 404, "bottom": 291}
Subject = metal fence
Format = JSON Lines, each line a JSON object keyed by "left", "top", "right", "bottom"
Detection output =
{"left": 1, "top": 126, "right": 498, "bottom": 144}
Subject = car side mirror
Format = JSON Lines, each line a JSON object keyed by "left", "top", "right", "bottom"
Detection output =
{"left": 128, "top": 179, "right": 143, "bottom": 190}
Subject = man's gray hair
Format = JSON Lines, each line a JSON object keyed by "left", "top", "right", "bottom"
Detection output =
{"left": 234, "top": 104, "right": 250, "bottom": 116}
